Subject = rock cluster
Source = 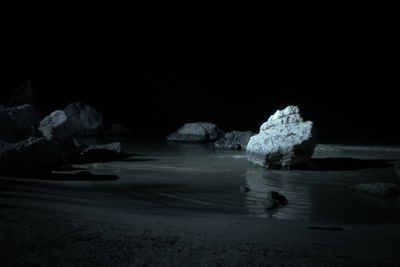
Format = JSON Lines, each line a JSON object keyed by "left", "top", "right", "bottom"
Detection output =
{"left": 246, "top": 106, "right": 316, "bottom": 169}
{"left": 167, "top": 122, "right": 224, "bottom": 142}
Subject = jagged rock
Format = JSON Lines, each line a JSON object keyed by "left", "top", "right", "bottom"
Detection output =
{"left": 395, "top": 162, "right": 400, "bottom": 178}
{"left": 167, "top": 122, "right": 224, "bottom": 142}
{"left": 0, "top": 104, "right": 38, "bottom": 142}
{"left": 64, "top": 102, "right": 103, "bottom": 135}
{"left": 263, "top": 191, "right": 288, "bottom": 210}
{"left": 104, "top": 124, "right": 131, "bottom": 135}
{"left": 80, "top": 142, "right": 123, "bottom": 162}
{"left": 246, "top": 106, "right": 316, "bottom": 169}
{"left": 215, "top": 131, "right": 255, "bottom": 150}
{"left": 350, "top": 183, "right": 400, "bottom": 196}
{"left": 0, "top": 137, "right": 60, "bottom": 171}
{"left": 38, "top": 110, "right": 73, "bottom": 141}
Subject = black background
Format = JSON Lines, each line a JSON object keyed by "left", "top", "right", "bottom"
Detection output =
{"left": 2, "top": 5, "right": 399, "bottom": 144}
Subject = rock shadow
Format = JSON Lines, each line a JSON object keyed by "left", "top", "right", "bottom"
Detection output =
{"left": 306, "top": 158, "right": 395, "bottom": 171}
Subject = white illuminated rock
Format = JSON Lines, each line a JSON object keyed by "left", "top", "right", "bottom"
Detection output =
{"left": 38, "top": 110, "right": 73, "bottom": 141}
{"left": 246, "top": 106, "right": 316, "bottom": 169}
{"left": 167, "top": 122, "right": 224, "bottom": 142}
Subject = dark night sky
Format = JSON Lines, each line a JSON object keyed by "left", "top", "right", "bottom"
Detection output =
{"left": 2, "top": 6, "right": 399, "bottom": 144}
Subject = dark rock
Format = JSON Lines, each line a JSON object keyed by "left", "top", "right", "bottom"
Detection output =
{"left": 215, "top": 131, "right": 255, "bottom": 150}
{"left": 6, "top": 80, "right": 34, "bottom": 107}
{"left": 0, "top": 104, "right": 38, "bottom": 142}
{"left": 167, "top": 122, "right": 224, "bottom": 142}
{"left": 263, "top": 191, "right": 288, "bottom": 210}
{"left": 64, "top": 102, "right": 103, "bottom": 135}
{"left": 0, "top": 137, "right": 60, "bottom": 171}
{"left": 350, "top": 183, "right": 400, "bottom": 196}
{"left": 247, "top": 106, "right": 316, "bottom": 169}
{"left": 104, "top": 124, "right": 131, "bottom": 135}
{"left": 38, "top": 110, "right": 73, "bottom": 141}
{"left": 80, "top": 142, "right": 123, "bottom": 162}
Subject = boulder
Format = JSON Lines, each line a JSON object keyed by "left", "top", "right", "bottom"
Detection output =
{"left": 64, "top": 102, "right": 103, "bottom": 135}
{"left": 0, "top": 137, "right": 60, "bottom": 171}
{"left": 215, "top": 131, "right": 255, "bottom": 150}
{"left": 0, "top": 104, "right": 37, "bottom": 142}
{"left": 38, "top": 110, "right": 73, "bottom": 141}
{"left": 246, "top": 106, "right": 316, "bottom": 169}
{"left": 104, "top": 124, "right": 131, "bottom": 135}
{"left": 263, "top": 191, "right": 288, "bottom": 210}
{"left": 80, "top": 142, "right": 123, "bottom": 162}
{"left": 350, "top": 183, "right": 400, "bottom": 196}
{"left": 167, "top": 122, "right": 224, "bottom": 142}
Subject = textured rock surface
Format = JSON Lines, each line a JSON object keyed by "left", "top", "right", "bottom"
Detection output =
{"left": 0, "top": 137, "right": 60, "bottom": 171}
{"left": 0, "top": 104, "right": 37, "bottom": 142}
{"left": 80, "top": 142, "right": 123, "bottom": 162}
{"left": 350, "top": 183, "right": 400, "bottom": 196}
{"left": 167, "top": 122, "right": 224, "bottom": 142}
{"left": 64, "top": 102, "right": 103, "bottom": 135}
{"left": 38, "top": 110, "right": 73, "bottom": 141}
{"left": 215, "top": 131, "right": 255, "bottom": 150}
{"left": 246, "top": 106, "right": 316, "bottom": 169}
{"left": 263, "top": 191, "right": 288, "bottom": 210}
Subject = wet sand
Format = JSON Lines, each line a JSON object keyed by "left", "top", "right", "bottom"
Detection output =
{"left": 1, "top": 139, "right": 400, "bottom": 266}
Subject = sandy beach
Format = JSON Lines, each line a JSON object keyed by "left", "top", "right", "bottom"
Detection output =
{"left": 1, "top": 140, "right": 400, "bottom": 266}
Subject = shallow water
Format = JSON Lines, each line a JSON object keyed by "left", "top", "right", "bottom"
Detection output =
{"left": 76, "top": 137, "right": 400, "bottom": 223}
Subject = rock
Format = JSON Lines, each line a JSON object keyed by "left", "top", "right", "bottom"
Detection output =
{"left": 246, "top": 106, "right": 316, "bottom": 169}
{"left": 104, "top": 124, "right": 131, "bottom": 135}
{"left": 60, "top": 138, "right": 85, "bottom": 163}
{"left": 240, "top": 186, "right": 250, "bottom": 192}
{"left": 7, "top": 80, "right": 34, "bottom": 107}
{"left": 350, "top": 183, "right": 400, "bottom": 196}
{"left": 64, "top": 102, "right": 103, "bottom": 135}
{"left": 0, "top": 137, "right": 60, "bottom": 171}
{"left": 263, "top": 191, "right": 288, "bottom": 210}
{"left": 395, "top": 162, "right": 400, "bottom": 178}
{"left": 38, "top": 110, "right": 73, "bottom": 141}
{"left": 167, "top": 122, "right": 224, "bottom": 142}
{"left": 215, "top": 131, "right": 255, "bottom": 150}
{"left": 80, "top": 142, "right": 123, "bottom": 162}
{"left": 0, "top": 104, "right": 38, "bottom": 142}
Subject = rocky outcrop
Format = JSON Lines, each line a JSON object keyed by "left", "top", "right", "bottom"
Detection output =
{"left": 215, "top": 131, "right": 255, "bottom": 150}
{"left": 167, "top": 122, "right": 224, "bottom": 142}
{"left": 246, "top": 106, "right": 316, "bottom": 169}
{"left": 350, "top": 183, "right": 400, "bottom": 196}
{"left": 64, "top": 102, "right": 103, "bottom": 135}
{"left": 0, "top": 104, "right": 38, "bottom": 142}
{"left": 263, "top": 191, "right": 288, "bottom": 210}
{"left": 0, "top": 137, "right": 60, "bottom": 171}
{"left": 38, "top": 110, "right": 73, "bottom": 141}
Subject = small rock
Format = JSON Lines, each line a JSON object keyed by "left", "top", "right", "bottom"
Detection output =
{"left": 263, "top": 191, "right": 288, "bottom": 210}
{"left": 350, "top": 183, "right": 400, "bottom": 196}
{"left": 167, "top": 122, "right": 224, "bottom": 142}
{"left": 80, "top": 142, "right": 123, "bottom": 162}
{"left": 240, "top": 186, "right": 250, "bottom": 192}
